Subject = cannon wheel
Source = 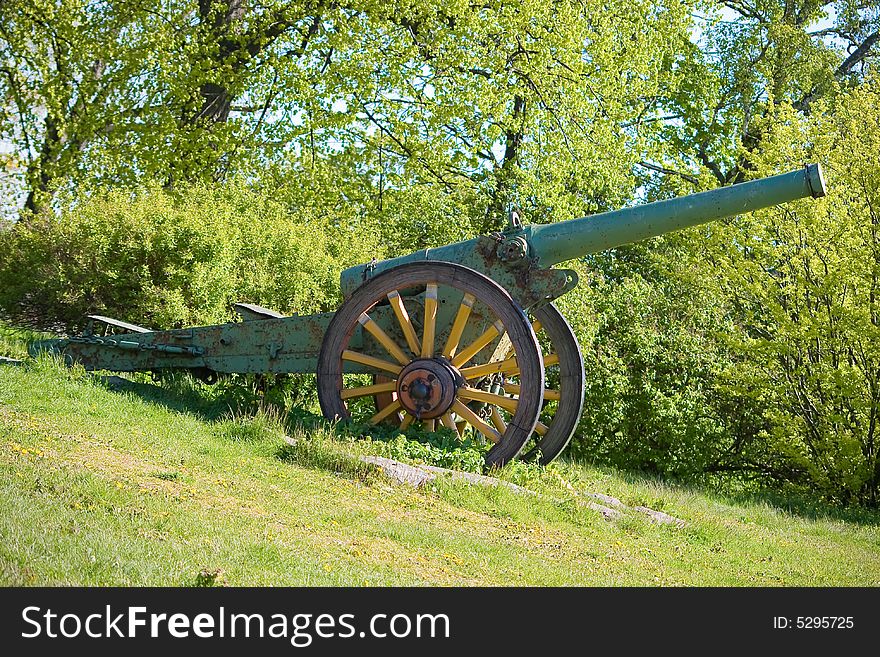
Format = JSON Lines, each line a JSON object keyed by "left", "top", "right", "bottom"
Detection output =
{"left": 365, "top": 301, "right": 583, "bottom": 465}
{"left": 317, "top": 261, "right": 545, "bottom": 468}
{"left": 518, "top": 303, "right": 585, "bottom": 464}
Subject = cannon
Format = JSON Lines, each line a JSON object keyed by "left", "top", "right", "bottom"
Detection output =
{"left": 33, "top": 165, "right": 827, "bottom": 467}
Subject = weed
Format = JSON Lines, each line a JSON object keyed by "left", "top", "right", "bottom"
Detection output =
{"left": 191, "top": 568, "right": 227, "bottom": 587}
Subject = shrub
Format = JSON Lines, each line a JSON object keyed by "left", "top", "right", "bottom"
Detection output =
{"left": 560, "top": 248, "right": 772, "bottom": 482}
{"left": 562, "top": 84, "right": 880, "bottom": 506}
{"left": 0, "top": 180, "right": 383, "bottom": 331}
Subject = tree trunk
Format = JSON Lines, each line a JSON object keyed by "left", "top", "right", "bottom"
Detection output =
{"left": 485, "top": 94, "right": 525, "bottom": 232}
{"left": 191, "top": 0, "right": 245, "bottom": 126}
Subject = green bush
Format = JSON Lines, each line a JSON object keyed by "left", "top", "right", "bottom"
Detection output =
{"left": 701, "top": 86, "right": 880, "bottom": 506}
{"left": 559, "top": 246, "right": 772, "bottom": 483}
{"left": 372, "top": 433, "right": 487, "bottom": 474}
{"left": 0, "top": 180, "right": 383, "bottom": 331}
{"left": 560, "top": 84, "right": 880, "bottom": 506}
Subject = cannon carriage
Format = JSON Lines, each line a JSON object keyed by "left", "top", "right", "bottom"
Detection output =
{"left": 34, "top": 165, "right": 827, "bottom": 466}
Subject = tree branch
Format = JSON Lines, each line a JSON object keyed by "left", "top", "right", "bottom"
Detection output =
{"left": 0, "top": 66, "right": 34, "bottom": 157}
{"left": 795, "top": 31, "right": 878, "bottom": 113}
{"left": 636, "top": 161, "right": 700, "bottom": 186}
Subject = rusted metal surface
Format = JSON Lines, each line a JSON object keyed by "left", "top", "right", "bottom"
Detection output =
{"left": 36, "top": 312, "right": 335, "bottom": 375}
{"left": 395, "top": 358, "right": 461, "bottom": 420}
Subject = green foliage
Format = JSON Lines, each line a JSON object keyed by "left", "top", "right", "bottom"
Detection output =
{"left": 358, "top": 425, "right": 489, "bottom": 474}
{"left": 559, "top": 246, "right": 771, "bottom": 482}
{"left": 701, "top": 82, "right": 880, "bottom": 505}
{"left": 2, "top": 0, "right": 702, "bottom": 226}
{"left": 647, "top": 0, "right": 877, "bottom": 189}
{"left": 0, "top": 0, "right": 165, "bottom": 217}
{"left": 566, "top": 80, "right": 880, "bottom": 506}
{"left": 0, "top": 180, "right": 382, "bottom": 331}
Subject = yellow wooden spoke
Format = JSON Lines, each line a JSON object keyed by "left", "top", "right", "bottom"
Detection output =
{"left": 387, "top": 291, "right": 421, "bottom": 356}
{"left": 505, "top": 352, "right": 560, "bottom": 378}
{"left": 451, "top": 400, "right": 501, "bottom": 443}
{"left": 439, "top": 412, "right": 459, "bottom": 435}
{"left": 535, "top": 421, "right": 549, "bottom": 436}
{"left": 442, "top": 293, "right": 476, "bottom": 358}
{"left": 504, "top": 319, "right": 542, "bottom": 360}
{"left": 399, "top": 413, "right": 413, "bottom": 430}
{"left": 358, "top": 312, "right": 409, "bottom": 365}
{"left": 489, "top": 406, "right": 508, "bottom": 434}
{"left": 423, "top": 418, "right": 436, "bottom": 432}
{"left": 502, "top": 382, "right": 561, "bottom": 401}
{"left": 340, "top": 380, "right": 398, "bottom": 400}
{"left": 460, "top": 356, "right": 519, "bottom": 380}
{"left": 457, "top": 387, "right": 519, "bottom": 412}
{"left": 451, "top": 320, "right": 505, "bottom": 367}
{"left": 369, "top": 399, "right": 402, "bottom": 425}
{"left": 342, "top": 350, "right": 402, "bottom": 375}
{"left": 421, "top": 283, "right": 438, "bottom": 357}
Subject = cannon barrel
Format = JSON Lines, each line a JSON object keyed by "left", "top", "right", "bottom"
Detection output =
{"left": 340, "top": 164, "right": 826, "bottom": 297}
{"left": 528, "top": 163, "right": 826, "bottom": 267}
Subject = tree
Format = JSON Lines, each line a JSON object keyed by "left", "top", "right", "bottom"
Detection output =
{"left": 637, "top": 0, "right": 879, "bottom": 192}
{"left": 0, "top": 0, "right": 344, "bottom": 218}
{"left": 552, "top": 1, "right": 880, "bottom": 502}
{"left": 322, "top": 0, "right": 697, "bottom": 233}
{"left": 2, "top": 0, "right": 700, "bottom": 226}
{"left": 703, "top": 84, "right": 880, "bottom": 504}
{"left": 0, "top": 0, "right": 159, "bottom": 218}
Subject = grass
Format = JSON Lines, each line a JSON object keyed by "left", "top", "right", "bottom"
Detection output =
{"left": 0, "top": 325, "right": 49, "bottom": 360}
{"left": 1, "top": 331, "right": 879, "bottom": 586}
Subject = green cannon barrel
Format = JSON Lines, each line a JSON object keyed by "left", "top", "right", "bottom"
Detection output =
{"left": 339, "top": 164, "right": 826, "bottom": 297}
{"left": 528, "top": 164, "right": 826, "bottom": 267}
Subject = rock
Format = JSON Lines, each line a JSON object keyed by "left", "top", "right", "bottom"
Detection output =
{"left": 581, "top": 491, "right": 627, "bottom": 509}
{"left": 356, "top": 455, "right": 685, "bottom": 524}
{"left": 360, "top": 456, "right": 435, "bottom": 487}
{"left": 282, "top": 436, "right": 685, "bottom": 526}
{"left": 633, "top": 505, "right": 687, "bottom": 527}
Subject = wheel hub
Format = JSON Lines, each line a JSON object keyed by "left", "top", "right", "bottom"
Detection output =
{"left": 396, "top": 358, "right": 461, "bottom": 419}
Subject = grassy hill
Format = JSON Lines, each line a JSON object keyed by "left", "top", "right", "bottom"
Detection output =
{"left": 1, "top": 326, "right": 878, "bottom": 586}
